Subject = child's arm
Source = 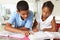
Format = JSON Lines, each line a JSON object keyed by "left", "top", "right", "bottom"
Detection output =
{"left": 19, "top": 27, "right": 30, "bottom": 31}
{"left": 4, "top": 23, "right": 30, "bottom": 35}
{"left": 32, "top": 19, "right": 39, "bottom": 32}
{"left": 4, "top": 13, "right": 30, "bottom": 35}
{"left": 43, "top": 17, "right": 56, "bottom": 32}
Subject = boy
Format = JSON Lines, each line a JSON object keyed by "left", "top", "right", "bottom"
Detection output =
{"left": 4, "top": 1, "right": 34, "bottom": 35}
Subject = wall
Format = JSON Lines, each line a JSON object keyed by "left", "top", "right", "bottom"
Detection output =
{"left": 37, "top": 0, "right": 60, "bottom": 20}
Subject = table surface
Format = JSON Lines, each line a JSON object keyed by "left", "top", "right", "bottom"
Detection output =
{"left": 0, "top": 25, "right": 60, "bottom": 40}
{"left": 0, "top": 32, "right": 60, "bottom": 40}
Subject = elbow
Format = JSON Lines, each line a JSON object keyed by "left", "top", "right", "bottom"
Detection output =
{"left": 52, "top": 28, "right": 56, "bottom": 32}
{"left": 4, "top": 26, "right": 8, "bottom": 31}
{"left": 4, "top": 25, "right": 11, "bottom": 31}
{"left": 4, "top": 23, "right": 11, "bottom": 31}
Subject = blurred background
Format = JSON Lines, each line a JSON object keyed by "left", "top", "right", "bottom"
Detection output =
{"left": 0, "top": 0, "right": 38, "bottom": 24}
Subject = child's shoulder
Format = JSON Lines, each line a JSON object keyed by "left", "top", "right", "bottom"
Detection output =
{"left": 29, "top": 10, "right": 34, "bottom": 16}
{"left": 29, "top": 10, "right": 34, "bottom": 15}
{"left": 47, "top": 14, "right": 54, "bottom": 22}
{"left": 11, "top": 12, "right": 18, "bottom": 15}
{"left": 48, "top": 14, "right": 53, "bottom": 19}
{"left": 10, "top": 12, "right": 19, "bottom": 18}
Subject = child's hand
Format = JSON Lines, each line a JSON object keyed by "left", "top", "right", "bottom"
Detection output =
{"left": 32, "top": 28, "right": 39, "bottom": 32}
{"left": 19, "top": 30, "right": 28, "bottom": 35}
{"left": 20, "top": 31, "right": 33, "bottom": 35}
{"left": 24, "top": 31, "right": 33, "bottom": 36}
{"left": 20, "top": 31, "right": 26, "bottom": 35}
{"left": 42, "top": 28, "right": 47, "bottom": 31}
{"left": 24, "top": 31, "right": 30, "bottom": 36}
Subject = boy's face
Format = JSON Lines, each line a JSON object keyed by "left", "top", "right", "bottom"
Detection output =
{"left": 18, "top": 10, "right": 29, "bottom": 20}
{"left": 42, "top": 7, "right": 51, "bottom": 18}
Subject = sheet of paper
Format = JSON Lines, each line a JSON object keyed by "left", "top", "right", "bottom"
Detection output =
{"left": 48, "top": 32, "right": 60, "bottom": 38}
{"left": 9, "top": 33, "right": 25, "bottom": 38}
{"left": 0, "top": 30, "right": 25, "bottom": 38}
{"left": 29, "top": 31, "right": 50, "bottom": 39}
{"left": 0, "top": 30, "right": 9, "bottom": 36}
{"left": 44, "top": 32, "right": 60, "bottom": 38}
{"left": 44, "top": 32, "right": 54, "bottom": 38}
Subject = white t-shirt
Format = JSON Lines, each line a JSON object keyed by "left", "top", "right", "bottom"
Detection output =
{"left": 35, "top": 14, "right": 53, "bottom": 30}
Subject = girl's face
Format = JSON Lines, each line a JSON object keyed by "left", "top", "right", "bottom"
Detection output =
{"left": 42, "top": 7, "right": 51, "bottom": 18}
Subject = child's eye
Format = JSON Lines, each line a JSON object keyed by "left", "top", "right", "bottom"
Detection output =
{"left": 22, "top": 14, "right": 25, "bottom": 15}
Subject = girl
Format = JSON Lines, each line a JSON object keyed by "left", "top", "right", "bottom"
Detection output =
{"left": 32, "top": 1, "right": 56, "bottom": 32}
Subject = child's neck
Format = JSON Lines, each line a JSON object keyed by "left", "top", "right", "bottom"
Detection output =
{"left": 42, "top": 16, "right": 47, "bottom": 21}
{"left": 21, "top": 16, "right": 24, "bottom": 20}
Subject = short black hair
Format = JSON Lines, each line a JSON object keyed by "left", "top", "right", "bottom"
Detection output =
{"left": 42, "top": 1, "right": 54, "bottom": 12}
{"left": 17, "top": 1, "right": 29, "bottom": 11}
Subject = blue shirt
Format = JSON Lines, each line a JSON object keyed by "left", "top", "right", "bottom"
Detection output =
{"left": 8, "top": 11, "right": 34, "bottom": 28}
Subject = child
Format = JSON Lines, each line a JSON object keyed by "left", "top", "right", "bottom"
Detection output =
{"left": 4, "top": 1, "right": 34, "bottom": 35}
{"left": 32, "top": 1, "right": 56, "bottom": 32}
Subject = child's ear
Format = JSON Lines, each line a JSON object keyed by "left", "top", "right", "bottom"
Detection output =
{"left": 17, "top": 10, "right": 20, "bottom": 13}
{"left": 17, "top": 10, "right": 19, "bottom": 12}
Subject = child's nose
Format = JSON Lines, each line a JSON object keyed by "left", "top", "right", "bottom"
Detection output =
{"left": 25, "top": 15, "right": 28, "bottom": 18}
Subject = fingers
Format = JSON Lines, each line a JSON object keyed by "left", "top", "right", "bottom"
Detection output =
{"left": 21, "top": 31, "right": 34, "bottom": 36}
{"left": 33, "top": 29, "right": 39, "bottom": 32}
{"left": 25, "top": 31, "right": 30, "bottom": 36}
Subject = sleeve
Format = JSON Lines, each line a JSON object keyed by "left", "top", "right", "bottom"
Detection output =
{"left": 25, "top": 11, "right": 34, "bottom": 28}
{"left": 47, "top": 14, "right": 53, "bottom": 22}
{"left": 8, "top": 12, "right": 16, "bottom": 25}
